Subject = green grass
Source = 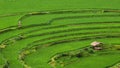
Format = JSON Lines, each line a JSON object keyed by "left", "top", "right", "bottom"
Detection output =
{"left": 0, "top": 53, "right": 5, "bottom": 67}
{"left": 0, "top": 0, "right": 120, "bottom": 68}
{"left": 24, "top": 38, "right": 120, "bottom": 68}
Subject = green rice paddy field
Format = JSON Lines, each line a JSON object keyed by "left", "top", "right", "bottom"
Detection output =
{"left": 0, "top": 0, "right": 120, "bottom": 68}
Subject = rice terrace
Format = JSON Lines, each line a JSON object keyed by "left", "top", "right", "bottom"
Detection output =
{"left": 0, "top": 0, "right": 120, "bottom": 68}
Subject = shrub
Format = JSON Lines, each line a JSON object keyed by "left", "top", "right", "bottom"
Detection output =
{"left": 0, "top": 44, "right": 6, "bottom": 49}
{"left": 113, "top": 45, "right": 120, "bottom": 50}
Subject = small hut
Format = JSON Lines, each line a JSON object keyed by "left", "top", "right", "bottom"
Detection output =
{"left": 91, "top": 41, "right": 103, "bottom": 50}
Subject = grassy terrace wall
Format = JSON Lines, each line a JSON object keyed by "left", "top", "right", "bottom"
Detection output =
{"left": 0, "top": 0, "right": 120, "bottom": 68}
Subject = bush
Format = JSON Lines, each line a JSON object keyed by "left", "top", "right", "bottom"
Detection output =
{"left": 113, "top": 45, "right": 120, "bottom": 50}
{"left": 0, "top": 44, "right": 6, "bottom": 49}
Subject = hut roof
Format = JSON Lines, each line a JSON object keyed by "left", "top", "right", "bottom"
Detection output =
{"left": 91, "top": 41, "right": 102, "bottom": 47}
